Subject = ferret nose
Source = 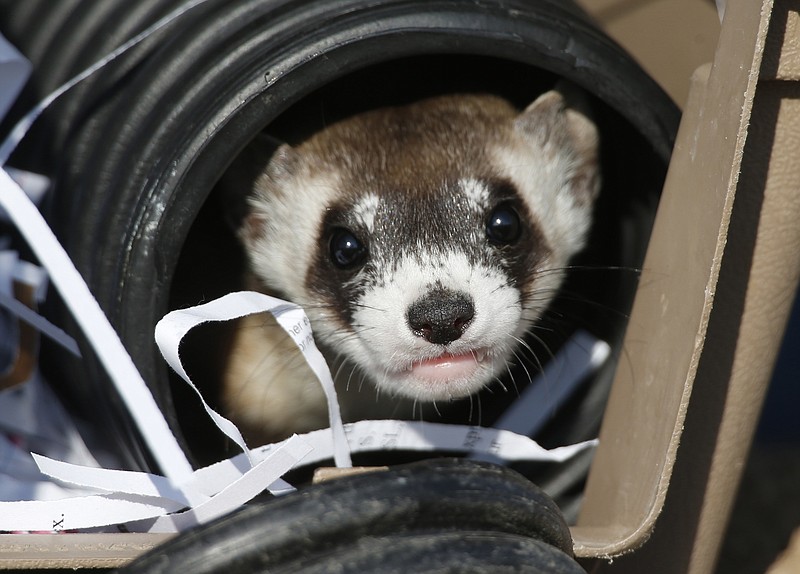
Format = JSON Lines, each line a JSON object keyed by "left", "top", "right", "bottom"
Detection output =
{"left": 407, "top": 289, "right": 475, "bottom": 345}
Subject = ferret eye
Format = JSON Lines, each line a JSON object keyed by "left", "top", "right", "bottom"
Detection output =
{"left": 486, "top": 203, "right": 521, "bottom": 245}
{"left": 329, "top": 227, "right": 367, "bottom": 269}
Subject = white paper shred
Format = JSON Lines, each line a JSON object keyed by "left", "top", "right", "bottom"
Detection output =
{"left": 0, "top": 167, "right": 194, "bottom": 484}
{"left": 0, "top": 254, "right": 80, "bottom": 357}
{"left": 155, "top": 291, "right": 352, "bottom": 469}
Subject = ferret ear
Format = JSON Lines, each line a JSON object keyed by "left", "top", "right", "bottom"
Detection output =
{"left": 216, "top": 133, "right": 297, "bottom": 246}
{"left": 516, "top": 81, "right": 601, "bottom": 204}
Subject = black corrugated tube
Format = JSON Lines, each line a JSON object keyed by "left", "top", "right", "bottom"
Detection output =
{"left": 1, "top": 2, "right": 677, "bottom": 568}
{"left": 117, "top": 458, "right": 587, "bottom": 573}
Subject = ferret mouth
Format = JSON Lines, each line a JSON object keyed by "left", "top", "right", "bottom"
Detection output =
{"left": 407, "top": 349, "right": 488, "bottom": 381}
{"left": 381, "top": 348, "right": 494, "bottom": 401}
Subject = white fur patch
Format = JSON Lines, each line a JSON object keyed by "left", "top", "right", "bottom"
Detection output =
{"left": 460, "top": 177, "right": 490, "bottom": 211}
{"left": 490, "top": 142, "right": 593, "bottom": 262}
{"left": 352, "top": 192, "right": 380, "bottom": 232}
{"left": 324, "top": 251, "right": 523, "bottom": 401}
{"left": 248, "top": 172, "right": 341, "bottom": 299}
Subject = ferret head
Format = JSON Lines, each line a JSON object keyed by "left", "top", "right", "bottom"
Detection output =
{"left": 235, "top": 84, "right": 600, "bottom": 402}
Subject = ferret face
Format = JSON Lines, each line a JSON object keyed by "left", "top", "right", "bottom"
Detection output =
{"left": 236, "top": 85, "right": 600, "bottom": 403}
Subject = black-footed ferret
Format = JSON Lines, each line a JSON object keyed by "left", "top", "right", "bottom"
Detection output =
{"left": 219, "top": 83, "right": 600, "bottom": 445}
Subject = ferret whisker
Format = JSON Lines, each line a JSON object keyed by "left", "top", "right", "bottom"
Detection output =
{"left": 346, "top": 362, "right": 360, "bottom": 392}
{"left": 352, "top": 302, "right": 388, "bottom": 313}
{"left": 354, "top": 366, "right": 369, "bottom": 393}
{"left": 509, "top": 347, "right": 532, "bottom": 392}
{"left": 511, "top": 335, "right": 537, "bottom": 359}
{"left": 332, "top": 357, "right": 350, "bottom": 386}
{"left": 520, "top": 321, "right": 557, "bottom": 336}
{"left": 504, "top": 369, "right": 520, "bottom": 399}
{"left": 555, "top": 291, "right": 633, "bottom": 320}
{"left": 526, "top": 331, "right": 557, "bottom": 367}
{"left": 511, "top": 345, "right": 542, "bottom": 386}
{"left": 500, "top": 360, "right": 516, "bottom": 391}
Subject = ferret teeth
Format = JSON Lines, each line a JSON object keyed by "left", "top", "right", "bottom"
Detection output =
{"left": 475, "top": 349, "right": 487, "bottom": 363}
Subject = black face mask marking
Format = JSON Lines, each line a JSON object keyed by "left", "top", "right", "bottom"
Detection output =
{"left": 306, "top": 177, "right": 551, "bottom": 334}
